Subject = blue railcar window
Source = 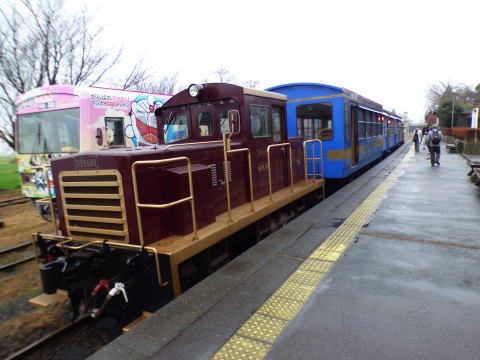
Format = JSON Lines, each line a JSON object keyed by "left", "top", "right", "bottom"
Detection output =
{"left": 304, "top": 119, "right": 313, "bottom": 139}
{"left": 358, "top": 110, "right": 366, "bottom": 139}
{"left": 366, "top": 112, "right": 372, "bottom": 138}
{"left": 250, "top": 105, "right": 271, "bottom": 138}
{"left": 296, "top": 102, "right": 333, "bottom": 140}
{"left": 296, "top": 118, "right": 303, "bottom": 137}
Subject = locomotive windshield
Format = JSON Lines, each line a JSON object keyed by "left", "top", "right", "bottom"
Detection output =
{"left": 160, "top": 100, "right": 239, "bottom": 144}
{"left": 164, "top": 111, "right": 189, "bottom": 144}
{"left": 17, "top": 107, "right": 80, "bottom": 153}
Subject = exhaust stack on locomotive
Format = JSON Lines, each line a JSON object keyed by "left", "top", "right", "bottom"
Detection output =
{"left": 33, "top": 83, "right": 325, "bottom": 327}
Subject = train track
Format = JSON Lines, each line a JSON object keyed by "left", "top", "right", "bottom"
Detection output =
{"left": 0, "top": 242, "right": 35, "bottom": 271}
{"left": 5, "top": 316, "right": 90, "bottom": 360}
{"left": 5, "top": 314, "right": 121, "bottom": 360}
{"left": 0, "top": 197, "right": 29, "bottom": 208}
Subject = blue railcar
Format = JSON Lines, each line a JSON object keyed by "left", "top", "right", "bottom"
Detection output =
{"left": 267, "top": 83, "right": 403, "bottom": 179}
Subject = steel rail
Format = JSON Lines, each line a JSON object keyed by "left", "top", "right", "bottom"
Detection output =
{"left": 0, "top": 242, "right": 35, "bottom": 271}
{"left": 0, "top": 242, "right": 32, "bottom": 255}
{"left": 0, "top": 197, "right": 29, "bottom": 208}
{"left": 5, "top": 315, "right": 90, "bottom": 360}
{"left": 0, "top": 254, "right": 35, "bottom": 271}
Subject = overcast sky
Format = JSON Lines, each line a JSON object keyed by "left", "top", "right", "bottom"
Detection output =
{"left": 1, "top": 0, "right": 475, "bottom": 154}
{"left": 74, "top": 0, "right": 479, "bottom": 125}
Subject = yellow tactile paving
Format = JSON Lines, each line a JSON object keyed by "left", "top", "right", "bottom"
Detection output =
{"left": 309, "top": 248, "right": 343, "bottom": 262}
{"left": 297, "top": 259, "right": 333, "bottom": 273}
{"left": 287, "top": 270, "right": 326, "bottom": 287}
{"left": 237, "top": 313, "right": 288, "bottom": 343}
{"left": 211, "top": 147, "right": 413, "bottom": 359}
{"left": 274, "top": 282, "right": 316, "bottom": 302}
{"left": 256, "top": 296, "right": 305, "bottom": 320}
{"left": 211, "top": 335, "right": 271, "bottom": 360}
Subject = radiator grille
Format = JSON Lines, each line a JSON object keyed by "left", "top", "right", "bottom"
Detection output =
{"left": 59, "top": 170, "right": 128, "bottom": 242}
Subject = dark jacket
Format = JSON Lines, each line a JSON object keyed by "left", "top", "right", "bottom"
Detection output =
{"left": 427, "top": 129, "right": 442, "bottom": 148}
{"left": 412, "top": 131, "right": 420, "bottom": 143}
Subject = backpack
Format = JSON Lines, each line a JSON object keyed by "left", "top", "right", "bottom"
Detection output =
{"left": 431, "top": 130, "right": 441, "bottom": 145}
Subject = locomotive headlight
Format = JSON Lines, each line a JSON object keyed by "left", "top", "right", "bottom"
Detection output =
{"left": 188, "top": 84, "right": 203, "bottom": 97}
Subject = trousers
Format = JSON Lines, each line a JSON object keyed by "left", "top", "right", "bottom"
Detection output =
{"left": 430, "top": 146, "right": 440, "bottom": 165}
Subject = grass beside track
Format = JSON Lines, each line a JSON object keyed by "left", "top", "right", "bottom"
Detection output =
{"left": 0, "top": 156, "right": 20, "bottom": 191}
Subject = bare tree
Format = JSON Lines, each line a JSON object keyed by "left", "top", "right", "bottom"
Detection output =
{"left": 214, "top": 67, "right": 233, "bottom": 83}
{"left": 427, "top": 82, "right": 480, "bottom": 111}
{"left": 426, "top": 82, "right": 456, "bottom": 110}
{"left": 126, "top": 72, "right": 182, "bottom": 95}
{"left": 120, "top": 61, "right": 151, "bottom": 90}
{"left": 0, "top": 0, "right": 143, "bottom": 150}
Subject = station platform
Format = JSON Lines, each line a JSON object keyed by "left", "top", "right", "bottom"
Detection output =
{"left": 89, "top": 144, "right": 480, "bottom": 360}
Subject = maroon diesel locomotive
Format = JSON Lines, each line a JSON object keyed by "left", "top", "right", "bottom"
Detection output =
{"left": 34, "top": 83, "right": 325, "bottom": 328}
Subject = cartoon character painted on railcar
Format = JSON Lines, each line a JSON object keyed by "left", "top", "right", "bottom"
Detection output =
{"left": 15, "top": 85, "right": 171, "bottom": 201}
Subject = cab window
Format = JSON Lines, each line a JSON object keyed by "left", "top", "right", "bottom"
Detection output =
{"left": 272, "top": 107, "right": 282, "bottom": 142}
{"left": 220, "top": 111, "right": 231, "bottom": 135}
{"left": 164, "top": 112, "right": 189, "bottom": 144}
{"left": 250, "top": 105, "right": 271, "bottom": 138}
{"left": 198, "top": 112, "right": 213, "bottom": 136}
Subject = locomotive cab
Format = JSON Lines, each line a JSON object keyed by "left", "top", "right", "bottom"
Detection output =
{"left": 34, "top": 83, "right": 325, "bottom": 328}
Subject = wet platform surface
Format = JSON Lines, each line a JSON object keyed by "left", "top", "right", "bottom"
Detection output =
{"left": 90, "top": 145, "right": 480, "bottom": 360}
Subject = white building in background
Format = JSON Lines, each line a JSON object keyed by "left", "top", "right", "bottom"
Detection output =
{"left": 472, "top": 107, "right": 479, "bottom": 128}
{"left": 401, "top": 112, "right": 413, "bottom": 133}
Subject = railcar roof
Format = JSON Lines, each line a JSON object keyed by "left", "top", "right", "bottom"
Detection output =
{"left": 266, "top": 82, "right": 344, "bottom": 93}
{"left": 267, "top": 82, "right": 383, "bottom": 109}
{"left": 15, "top": 84, "right": 171, "bottom": 106}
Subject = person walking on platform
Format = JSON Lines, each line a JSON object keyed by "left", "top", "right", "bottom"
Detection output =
{"left": 422, "top": 127, "right": 430, "bottom": 156}
{"left": 421, "top": 126, "right": 428, "bottom": 148}
{"left": 412, "top": 128, "right": 421, "bottom": 152}
{"left": 427, "top": 126, "right": 442, "bottom": 166}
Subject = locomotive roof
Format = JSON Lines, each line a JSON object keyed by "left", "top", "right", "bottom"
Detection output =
{"left": 158, "top": 83, "right": 286, "bottom": 110}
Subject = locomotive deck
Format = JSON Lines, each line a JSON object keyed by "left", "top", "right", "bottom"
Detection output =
{"left": 87, "top": 144, "right": 480, "bottom": 360}
{"left": 153, "top": 178, "right": 324, "bottom": 296}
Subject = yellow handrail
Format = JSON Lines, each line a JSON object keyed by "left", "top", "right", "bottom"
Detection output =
{"left": 131, "top": 157, "right": 198, "bottom": 243}
{"left": 165, "top": 140, "right": 223, "bottom": 150}
{"left": 222, "top": 134, "right": 255, "bottom": 222}
{"left": 303, "top": 139, "right": 324, "bottom": 181}
{"left": 222, "top": 134, "right": 233, "bottom": 223}
{"left": 266, "top": 143, "right": 294, "bottom": 201}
